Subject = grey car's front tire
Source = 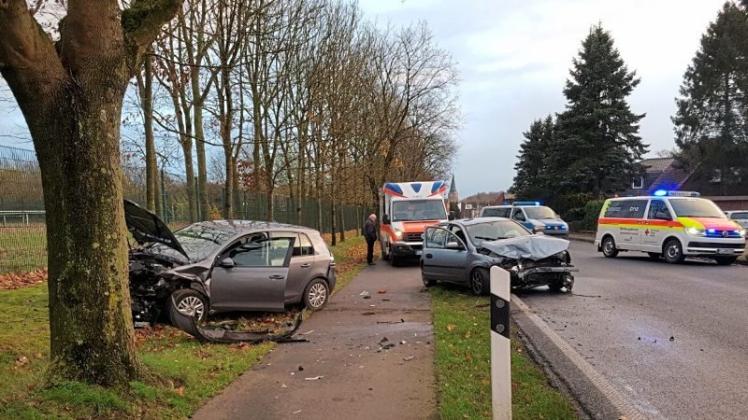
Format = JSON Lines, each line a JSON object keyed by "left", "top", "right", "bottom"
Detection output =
{"left": 303, "top": 278, "right": 329, "bottom": 311}
{"left": 168, "top": 289, "right": 208, "bottom": 337}
{"left": 469, "top": 268, "right": 490, "bottom": 296}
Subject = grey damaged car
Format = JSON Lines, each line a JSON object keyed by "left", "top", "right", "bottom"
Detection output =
{"left": 125, "top": 200, "right": 336, "bottom": 333}
{"left": 421, "top": 217, "right": 576, "bottom": 295}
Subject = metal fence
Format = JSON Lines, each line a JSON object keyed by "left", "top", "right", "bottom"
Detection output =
{"left": 0, "top": 145, "right": 364, "bottom": 273}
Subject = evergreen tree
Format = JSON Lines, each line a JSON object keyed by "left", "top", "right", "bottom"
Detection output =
{"left": 512, "top": 115, "right": 554, "bottom": 199}
{"left": 673, "top": 2, "right": 748, "bottom": 193}
{"left": 552, "top": 25, "right": 648, "bottom": 196}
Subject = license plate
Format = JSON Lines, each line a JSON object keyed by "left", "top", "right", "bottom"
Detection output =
{"left": 717, "top": 248, "right": 732, "bottom": 255}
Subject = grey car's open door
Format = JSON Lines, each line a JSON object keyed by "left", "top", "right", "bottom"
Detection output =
{"left": 422, "top": 226, "right": 469, "bottom": 283}
{"left": 210, "top": 234, "right": 294, "bottom": 311}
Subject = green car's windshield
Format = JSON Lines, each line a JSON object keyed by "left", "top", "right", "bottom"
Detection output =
{"left": 669, "top": 198, "right": 726, "bottom": 219}
{"left": 467, "top": 220, "right": 531, "bottom": 245}
{"left": 148, "top": 224, "right": 234, "bottom": 261}
{"left": 523, "top": 206, "right": 557, "bottom": 219}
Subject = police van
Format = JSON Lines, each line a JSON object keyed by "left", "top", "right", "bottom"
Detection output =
{"left": 595, "top": 191, "right": 746, "bottom": 265}
{"left": 480, "top": 202, "right": 569, "bottom": 236}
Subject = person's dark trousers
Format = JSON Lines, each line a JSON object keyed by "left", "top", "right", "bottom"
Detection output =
{"left": 366, "top": 238, "right": 376, "bottom": 264}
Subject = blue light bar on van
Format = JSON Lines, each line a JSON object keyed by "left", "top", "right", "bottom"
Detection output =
{"left": 514, "top": 201, "right": 540, "bottom": 206}
{"left": 653, "top": 190, "right": 700, "bottom": 197}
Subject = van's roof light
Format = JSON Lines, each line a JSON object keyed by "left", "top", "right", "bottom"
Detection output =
{"left": 514, "top": 201, "right": 540, "bottom": 206}
{"left": 667, "top": 191, "right": 700, "bottom": 197}
{"left": 654, "top": 190, "right": 700, "bottom": 197}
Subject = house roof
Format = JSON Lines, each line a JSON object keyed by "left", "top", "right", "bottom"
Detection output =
{"left": 641, "top": 157, "right": 674, "bottom": 173}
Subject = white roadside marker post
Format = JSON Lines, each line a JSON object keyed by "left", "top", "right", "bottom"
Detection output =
{"left": 490, "top": 266, "right": 511, "bottom": 420}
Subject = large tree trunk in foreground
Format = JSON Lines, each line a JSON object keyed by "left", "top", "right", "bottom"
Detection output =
{"left": 0, "top": 0, "right": 179, "bottom": 386}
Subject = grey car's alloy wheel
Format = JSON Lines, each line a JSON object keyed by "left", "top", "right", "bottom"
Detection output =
{"left": 168, "top": 289, "right": 208, "bottom": 337}
{"left": 470, "top": 268, "right": 490, "bottom": 296}
{"left": 663, "top": 239, "right": 684, "bottom": 264}
{"left": 602, "top": 236, "right": 618, "bottom": 258}
{"left": 304, "top": 279, "right": 329, "bottom": 310}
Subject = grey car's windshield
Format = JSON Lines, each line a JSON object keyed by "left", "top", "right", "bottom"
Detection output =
{"left": 467, "top": 220, "right": 531, "bottom": 245}
{"left": 669, "top": 198, "right": 725, "bottom": 219}
{"left": 148, "top": 224, "right": 234, "bottom": 261}
{"left": 392, "top": 200, "right": 447, "bottom": 222}
{"left": 523, "top": 206, "right": 557, "bottom": 219}
{"left": 730, "top": 212, "right": 748, "bottom": 219}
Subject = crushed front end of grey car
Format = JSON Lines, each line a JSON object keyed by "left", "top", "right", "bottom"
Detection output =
{"left": 478, "top": 235, "right": 578, "bottom": 292}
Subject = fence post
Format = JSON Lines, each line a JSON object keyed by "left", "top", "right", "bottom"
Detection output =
{"left": 490, "top": 266, "right": 512, "bottom": 420}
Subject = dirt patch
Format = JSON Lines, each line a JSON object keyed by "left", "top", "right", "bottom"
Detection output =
{"left": 0, "top": 269, "right": 47, "bottom": 290}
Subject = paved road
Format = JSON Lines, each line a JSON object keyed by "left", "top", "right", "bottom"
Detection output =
{"left": 519, "top": 240, "right": 748, "bottom": 419}
{"left": 193, "top": 261, "right": 436, "bottom": 420}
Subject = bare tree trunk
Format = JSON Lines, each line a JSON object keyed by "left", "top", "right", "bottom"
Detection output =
{"left": 137, "top": 51, "right": 159, "bottom": 213}
{"left": 0, "top": 0, "right": 179, "bottom": 385}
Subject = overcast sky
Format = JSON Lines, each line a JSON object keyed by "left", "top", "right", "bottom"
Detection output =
{"left": 0, "top": 0, "right": 729, "bottom": 197}
{"left": 358, "top": 0, "right": 728, "bottom": 197}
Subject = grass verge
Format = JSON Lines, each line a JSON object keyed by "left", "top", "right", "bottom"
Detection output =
{"left": 430, "top": 286, "right": 577, "bottom": 420}
{"left": 0, "top": 231, "right": 368, "bottom": 419}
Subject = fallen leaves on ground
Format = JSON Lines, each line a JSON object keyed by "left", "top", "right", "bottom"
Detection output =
{"left": 0, "top": 269, "right": 47, "bottom": 290}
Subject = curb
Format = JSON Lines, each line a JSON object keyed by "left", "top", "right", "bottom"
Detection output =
{"left": 567, "top": 234, "right": 595, "bottom": 244}
{"left": 511, "top": 294, "right": 647, "bottom": 420}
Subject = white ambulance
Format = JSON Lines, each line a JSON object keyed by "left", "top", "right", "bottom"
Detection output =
{"left": 595, "top": 191, "right": 746, "bottom": 265}
{"left": 379, "top": 181, "right": 451, "bottom": 266}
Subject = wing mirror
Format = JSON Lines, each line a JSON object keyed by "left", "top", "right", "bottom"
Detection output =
{"left": 219, "top": 257, "right": 235, "bottom": 268}
{"left": 382, "top": 214, "right": 391, "bottom": 225}
{"left": 448, "top": 210, "right": 457, "bottom": 221}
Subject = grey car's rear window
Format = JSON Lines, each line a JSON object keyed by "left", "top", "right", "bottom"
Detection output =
{"left": 729, "top": 212, "right": 748, "bottom": 219}
{"left": 482, "top": 207, "right": 511, "bottom": 217}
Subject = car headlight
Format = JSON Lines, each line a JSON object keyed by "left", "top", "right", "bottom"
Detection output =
{"left": 394, "top": 229, "right": 403, "bottom": 239}
{"left": 686, "top": 227, "right": 705, "bottom": 236}
{"left": 738, "top": 229, "right": 746, "bottom": 238}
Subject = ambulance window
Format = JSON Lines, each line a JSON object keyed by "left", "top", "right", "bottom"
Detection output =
{"left": 647, "top": 200, "right": 671, "bottom": 220}
{"left": 607, "top": 200, "right": 646, "bottom": 218}
{"left": 622, "top": 200, "right": 647, "bottom": 218}
{"left": 604, "top": 202, "right": 624, "bottom": 218}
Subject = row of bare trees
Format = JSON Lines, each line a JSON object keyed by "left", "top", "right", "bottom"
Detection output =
{"left": 128, "top": 0, "right": 459, "bottom": 228}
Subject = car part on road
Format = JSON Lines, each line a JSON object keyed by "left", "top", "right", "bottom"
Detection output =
{"left": 663, "top": 238, "right": 685, "bottom": 264}
{"left": 186, "top": 312, "right": 307, "bottom": 344}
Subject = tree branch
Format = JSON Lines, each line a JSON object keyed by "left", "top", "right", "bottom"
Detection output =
{"left": 122, "top": 0, "right": 181, "bottom": 50}
{"left": 0, "top": 0, "right": 65, "bottom": 112}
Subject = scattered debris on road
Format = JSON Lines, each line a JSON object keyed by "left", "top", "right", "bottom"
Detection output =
{"left": 304, "top": 376, "right": 324, "bottom": 381}
{"left": 360, "top": 290, "right": 371, "bottom": 299}
{"left": 403, "top": 355, "right": 415, "bottom": 361}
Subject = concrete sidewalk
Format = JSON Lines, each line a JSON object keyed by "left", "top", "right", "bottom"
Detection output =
{"left": 192, "top": 263, "right": 436, "bottom": 420}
